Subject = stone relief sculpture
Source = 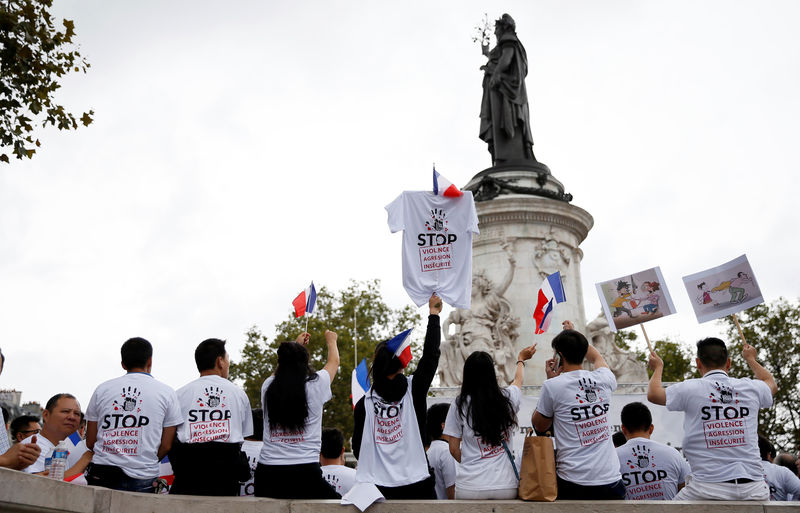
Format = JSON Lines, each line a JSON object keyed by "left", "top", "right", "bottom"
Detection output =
{"left": 533, "top": 234, "right": 571, "bottom": 280}
{"left": 585, "top": 312, "right": 648, "bottom": 383}
{"left": 440, "top": 242, "right": 521, "bottom": 386}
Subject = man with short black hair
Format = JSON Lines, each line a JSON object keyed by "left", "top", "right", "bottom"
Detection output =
{"left": 86, "top": 337, "right": 183, "bottom": 493}
{"left": 170, "top": 338, "right": 252, "bottom": 496}
{"left": 320, "top": 427, "right": 356, "bottom": 496}
{"left": 10, "top": 415, "right": 40, "bottom": 443}
{"left": 532, "top": 321, "right": 624, "bottom": 500}
{"left": 616, "top": 401, "right": 690, "bottom": 500}
{"left": 648, "top": 337, "right": 776, "bottom": 500}
{"left": 20, "top": 393, "right": 91, "bottom": 477}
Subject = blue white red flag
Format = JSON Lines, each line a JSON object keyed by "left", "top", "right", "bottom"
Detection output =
{"left": 533, "top": 271, "right": 566, "bottom": 334}
{"left": 351, "top": 358, "right": 370, "bottom": 408}
{"left": 433, "top": 167, "right": 463, "bottom": 198}
{"left": 385, "top": 328, "right": 414, "bottom": 367}
{"left": 292, "top": 282, "right": 317, "bottom": 318}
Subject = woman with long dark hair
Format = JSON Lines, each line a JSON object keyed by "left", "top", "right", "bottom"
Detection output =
{"left": 443, "top": 344, "right": 536, "bottom": 499}
{"left": 352, "top": 294, "right": 442, "bottom": 499}
{"left": 254, "top": 330, "right": 339, "bottom": 498}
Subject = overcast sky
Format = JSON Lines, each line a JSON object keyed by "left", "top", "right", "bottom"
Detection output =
{"left": 1, "top": 0, "right": 798, "bottom": 408}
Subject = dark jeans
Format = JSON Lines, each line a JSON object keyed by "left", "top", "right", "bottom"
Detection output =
{"left": 254, "top": 462, "right": 340, "bottom": 499}
{"left": 168, "top": 440, "right": 247, "bottom": 496}
{"left": 377, "top": 474, "right": 436, "bottom": 500}
{"left": 557, "top": 476, "right": 626, "bottom": 500}
{"left": 86, "top": 463, "right": 156, "bottom": 493}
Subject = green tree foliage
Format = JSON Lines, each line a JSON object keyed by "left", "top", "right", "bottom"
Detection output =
{"left": 614, "top": 330, "right": 695, "bottom": 382}
{"left": 719, "top": 298, "right": 800, "bottom": 451}
{"left": 0, "top": 0, "right": 93, "bottom": 162}
{"left": 229, "top": 279, "right": 422, "bottom": 448}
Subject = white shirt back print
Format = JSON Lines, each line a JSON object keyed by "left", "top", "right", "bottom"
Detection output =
{"left": 386, "top": 191, "right": 479, "bottom": 309}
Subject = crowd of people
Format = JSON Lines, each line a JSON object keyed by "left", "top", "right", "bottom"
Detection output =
{"left": 1, "top": 295, "right": 799, "bottom": 503}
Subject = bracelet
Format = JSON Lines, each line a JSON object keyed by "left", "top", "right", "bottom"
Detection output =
{"left": 516, "top": 360, "right": 525, "bottom": 366}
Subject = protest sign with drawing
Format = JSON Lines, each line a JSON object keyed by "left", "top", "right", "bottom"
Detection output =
{"left": 681, "top": 254, "right": 763, "bottom": 324}
{"left": 596, "top": 266, "right": 676, "bottom": 333}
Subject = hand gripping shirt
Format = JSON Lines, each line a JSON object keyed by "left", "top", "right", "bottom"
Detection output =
{"left": 176, "top": 375, "right": 253, "bottom": 444}
{"left": 616, "top": 437, "right": 691, "bottom": 500}
{"left": 535, "top": 367, "right": 621, "bottom": 486}
{"left": 665, "top": 370, "right": 772, "bottom": 482}
{"left": 85, "top": 372, "right": 183, "bottom": 479}
{"left": 443, "top": 385, "right": 521, "bottom": 492}
{"left": 386, "top": 191, "right": 479, "bottom": 309}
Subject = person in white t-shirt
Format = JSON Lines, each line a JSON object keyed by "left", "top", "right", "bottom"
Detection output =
{"left": 425, "top": 403, "right": 456, "bottom": 499}
{"left": 20, "top": 393, "right": 92, "bottom": 478}
{"left": 759, "top": 435, "right": 800, "bottom": 501}
{"left": 616, "top": 401, "right": 690, "bottom": 500}
{"left": 0, "top": 347, "right": 41, "bottom": 470}
{"left": 532, "top": 320, "right": 625, "bottom": 500}
{"left": 648, "top": 336, "right": 776, "bottom": 500}
{"left": 170, "top": 338, "right": 253, "bottom": 496}
{"left": 86, "top": 337, "right": 183, "bottom": 493}
{"left": 239, "top": 408, "right": 262, "bottom": 497}
{"left": 352, "top": 294, "right": 442, "bottom": 499}
{"left": 444, "top": 344, "right": 536, "bottom": 499}
{"left": 320, "top": 427, "right": 356, "bottom": 496}
{"left": 254, "top": 330, "right": 340, "bottom": 499}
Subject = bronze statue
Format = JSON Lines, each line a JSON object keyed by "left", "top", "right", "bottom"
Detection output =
{"left": 479, "top": 14, "right": 536, "bottom": 165}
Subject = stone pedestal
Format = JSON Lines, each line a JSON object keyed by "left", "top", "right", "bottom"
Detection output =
{"left": 439, "top": 163, "right": 594, "bottom": 385}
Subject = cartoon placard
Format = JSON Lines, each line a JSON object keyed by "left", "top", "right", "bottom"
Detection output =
{"left": 682, "top": 254, "right": 763, "bottom": 324}
{"left": 596, "top": 266, "right": 676, "bottom": 332}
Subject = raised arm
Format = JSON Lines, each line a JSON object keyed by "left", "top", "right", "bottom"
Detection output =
{"left": 322, "top": 330, "right": 340, "bottom": 381}
{"left": 511, "top": 344, "right": 537, "bottom": 387}
{"left": 647, "top": 350, "right": 667, "bottom": 405}
{"left": 743, "top": 342, "right": 777, "bottom": 396}
{"left": 585, "top": 345, "right": 609, "bottom": 370}
{"left": 411, "top": 295, "right": 442, "bottom": 436}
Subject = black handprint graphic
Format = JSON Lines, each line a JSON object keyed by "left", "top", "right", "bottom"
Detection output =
{"left": 197, "top": 386, "right": 226, "bottom": 409}
{"left": 113, "top": 386, "right": 142, "bottom": 413}
{"left": 425, "top": 209, "right": 448, "bottom": 232}
{"left": 709, "top": 382, "right": 737, "bottom": 405}
{"left": 626, "top": 445, "right": 654, "bottom": 469}
{"left": 575, "top": 377, "right": 598, "bottom": 403}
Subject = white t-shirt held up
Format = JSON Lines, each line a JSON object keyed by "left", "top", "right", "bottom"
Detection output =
{"left": 259, "top": 370, "right": 331, "bottom": 466}
{"left": 443, "top": 385, "right": 521, "bottom": 492}
{"left": 85, "top": 372, "right": 183, "bottom": 479}
{"left": 665, "top": 370, "right": 772, "bottom": 482}
{"left": 386, "top": 191, "right": 479, "bottom": 309}
{"left": 536, "top": 367, "right": 621, "bottom": 486}
{"left": 176, "top": 374, "right": 253, "bottom": 444}
{"left": 616, "top": 437, "right": 691, "bottom": 500}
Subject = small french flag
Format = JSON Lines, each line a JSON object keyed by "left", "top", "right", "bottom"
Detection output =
{"left": 533, "top": 271, "right": 567, "bottom": 334}
{"left": 67, "top": 431, "right": 82, "bottom": 447}
{"left": 433, "top": 167, "right": 463, "bottom": 198}
{"left": 292, "top": 282, "right": 317, "bottom": 318}
{"left": 351, "top": 358, "right": 370, "bottom": 408}
{"left": 385, "top": 328, "right": 414, "bottom": 367}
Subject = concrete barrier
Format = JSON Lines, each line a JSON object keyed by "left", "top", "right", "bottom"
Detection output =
{"left": 1, "top": 468, "right": 798, "bottom": 513}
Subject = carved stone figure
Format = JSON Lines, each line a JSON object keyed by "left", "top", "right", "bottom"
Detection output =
{"left": 440, "top": 243, "right": 520, "bottom": 386}
{"left": 585, "top": 312, "right": 648, "bottom": 383}
{"left": 533, "top": 234, "right": 571, "bottom": 280}
{"left": 479, "top": 13, "right": 535, "bottom": 165}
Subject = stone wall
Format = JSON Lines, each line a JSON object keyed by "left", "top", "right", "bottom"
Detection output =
{"left": 1, "top": 467, "right": 798, "bottom": 513}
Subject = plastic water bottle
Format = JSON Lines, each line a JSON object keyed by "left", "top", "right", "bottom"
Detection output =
{"left": 50, "top": 440, "right": 68, "bottom": 480}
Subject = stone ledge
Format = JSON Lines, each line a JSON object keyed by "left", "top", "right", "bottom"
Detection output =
{"left": 1, "top": 468, "right": 798, "bottom": 513}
